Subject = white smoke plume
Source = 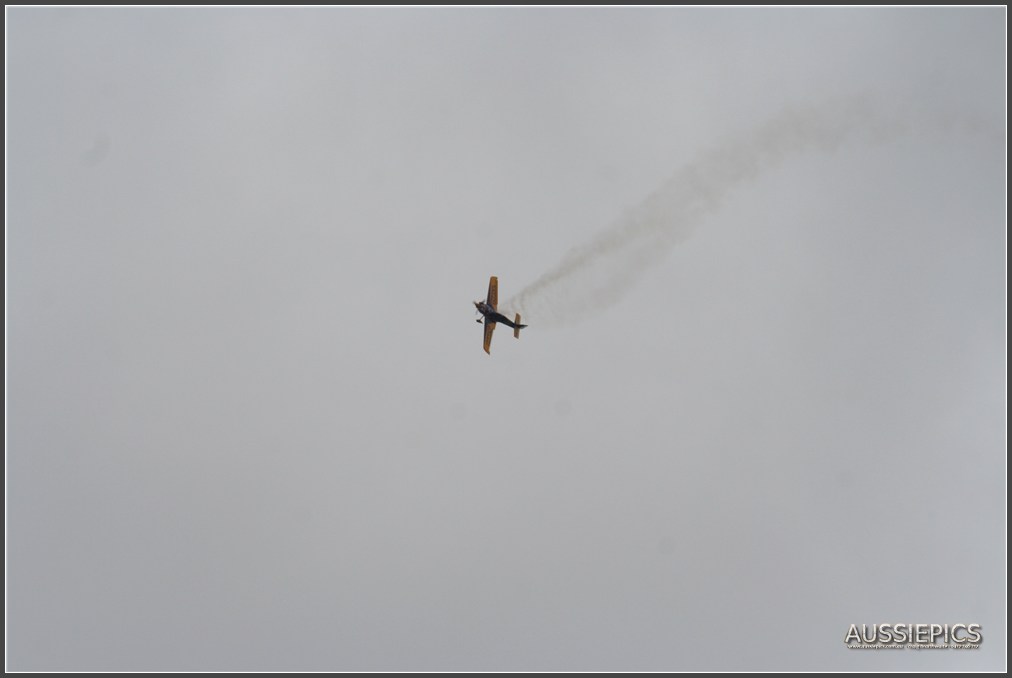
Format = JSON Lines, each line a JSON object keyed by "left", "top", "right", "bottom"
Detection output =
{"left": 501, "top": 97, "right": 907, "bottom": 327}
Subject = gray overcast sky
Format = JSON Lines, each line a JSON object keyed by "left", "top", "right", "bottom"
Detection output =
{"left": 6, "top": 7, "right": 1005, "bottom": 671}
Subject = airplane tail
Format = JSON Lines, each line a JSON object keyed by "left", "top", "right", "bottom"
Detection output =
{"left": 513, "top": 313, "right": 526, "bottom": 339}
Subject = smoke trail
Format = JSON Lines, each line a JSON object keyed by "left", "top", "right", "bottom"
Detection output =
{"left": 501, "top": 97, "right": 905, "bottom": 327}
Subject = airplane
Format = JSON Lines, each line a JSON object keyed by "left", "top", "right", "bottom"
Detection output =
{"left": 474, "top": 276, "right": 527, "bottom": 354}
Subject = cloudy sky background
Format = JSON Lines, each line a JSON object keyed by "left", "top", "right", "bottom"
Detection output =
{"left": 7, "top": 7, "right": 1005, "bottom": 670}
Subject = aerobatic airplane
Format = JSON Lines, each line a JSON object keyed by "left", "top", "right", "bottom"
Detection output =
{"left": 474, "top": 276, "right": 527, "bottom": 354}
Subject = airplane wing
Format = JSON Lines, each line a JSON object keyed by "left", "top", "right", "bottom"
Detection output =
{"left": 483, "top": 318, "right": 496, "bottom": 354}
{"left": 486, "top": 276, "right": 498, "bottom": 310}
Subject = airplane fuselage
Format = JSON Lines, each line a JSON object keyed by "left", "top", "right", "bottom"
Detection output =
{"left": 474, "top": 301, "right": 523, "bottom": 329}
